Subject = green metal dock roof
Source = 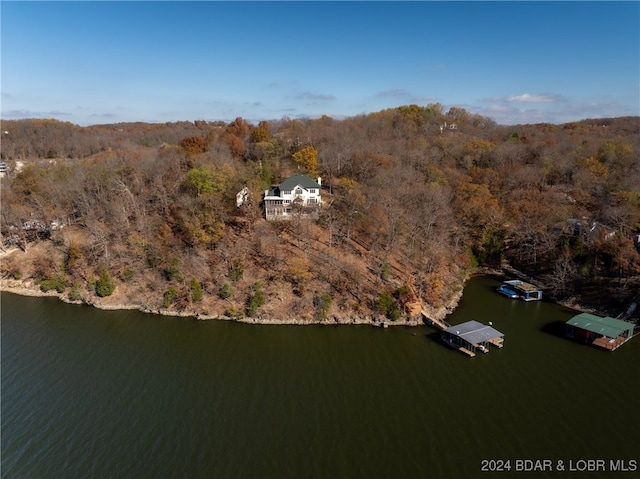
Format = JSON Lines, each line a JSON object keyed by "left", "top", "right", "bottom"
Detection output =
{"left": 566, "top": 313, "right": 634, "bottom": 338}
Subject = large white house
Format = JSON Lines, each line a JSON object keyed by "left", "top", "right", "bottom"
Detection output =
{"left": 263, "top": 174, "right": 323, "bottom": 220}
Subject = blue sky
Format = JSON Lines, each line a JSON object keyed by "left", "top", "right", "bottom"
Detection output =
{"left": 2, "top": 1, "right": 638, "bottom": 126}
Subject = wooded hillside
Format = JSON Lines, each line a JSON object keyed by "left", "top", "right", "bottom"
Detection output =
{"left": 1, "top": 107, "right": 639, "bottom": 321}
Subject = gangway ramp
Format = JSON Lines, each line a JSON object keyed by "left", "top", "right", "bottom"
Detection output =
{"left": 422, "top": 308, "right": 451, "bottom": 330}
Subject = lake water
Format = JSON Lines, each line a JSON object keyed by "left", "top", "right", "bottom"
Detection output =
{"left": 2, "top": 276, "right": 639, "bottom": 478}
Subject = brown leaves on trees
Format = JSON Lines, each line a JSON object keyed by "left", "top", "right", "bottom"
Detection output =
{"left": 1, "top": 111, "right": 639, "bottom": 315}
{"left": 226, "top": 135, "right": 246, "bottom": 158}
{"left": 225, "top": 117, "right": 250, "bottom": 138}
{"left": 180, "top": 136, "right": 209, "bottom": 156}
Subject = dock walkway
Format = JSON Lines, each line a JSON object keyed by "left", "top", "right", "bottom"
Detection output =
{"left": 459, "top": 346, "right": 476, "bottom": 357}
{"left": 592, "top": 335, "right": 631, "bottom": 351}
{"left": 422, "top": 309, "right": 451, "bottom": 330}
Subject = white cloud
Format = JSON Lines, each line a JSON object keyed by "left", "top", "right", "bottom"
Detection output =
{"left": 472, "top": 103, "right": 555, "bottom": 125}
{"left": 507, "top": 93, "right": 557, "bottom": 103}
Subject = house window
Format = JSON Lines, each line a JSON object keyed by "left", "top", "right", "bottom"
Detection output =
{"left": 284, "top": 199, "right": 291, "bottom": 204}
{"left": 309, "top": 189, "right": 316, "bottom": 194}
{"left": 282, "top": 190, "right": 291, "bottom": 195}
{"left": 295, "top": 188, "right": 303, "bottom": 195}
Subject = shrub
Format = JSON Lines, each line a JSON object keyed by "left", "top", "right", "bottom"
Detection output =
{"left": 146, "top": 249, "right": 161, "bottom": 268}
{"left": 7, "top": 265, "right": 22, "bottom": 280}
{"left": 64, "top": 242, "right": 83, "bottom": 274}
{"left": 380, "top": 261, "right": 391, "bottom": 281}
{"left": 120, "top": 267, "right": 134, "bottom": 282}
{"left": 376, "top": 290, "right": 401, "bottom": 321}
{"left": 40, "top": 275, "right": 67, "bottom": 293}
{"left": 190, "top": 278, "right": 203, "bottom": 302}
{"left": 315, "top": 292, "right": 333, "bottom": 320}
{"left": 218, "top": 282, "right": 233, "bottom": 299}
{"left": 224, "top": 306, "right": 243, "bottom": 319}
{"left": 246, "top": 282, "right": 265, "bottom": 317}
{"left": 68, "top": 283, "right": 82, "bottom": 301}
{"left": 163, "top": 286, "right": 179, "bottom": 308}
{"left": 229, "top": 258, "right": 243, "bottom": 281}
{"left": 95, "top": 269, "right": 116, "bottom": 297}
{"left": 164, "top": 257, "right": 183, "bottom": 282}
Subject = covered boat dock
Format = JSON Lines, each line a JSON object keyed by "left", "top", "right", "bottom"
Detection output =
{"left": 501, "top": 280, "right": 542, "bottom": 301}
{"left": 565, "top": 313, "right": 635, "bottom": 351}
{"left": 442, "top": 320, "right": 504, "bottom": 357}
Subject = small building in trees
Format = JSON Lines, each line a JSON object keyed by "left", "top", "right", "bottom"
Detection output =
{"left": 567, "top": 218, "right": 617, "bottom": 244}
{"left": 263, "top": 174, "right": 323, "bottom": 220}
{"left": 236, "top": 186, "right": 250, "bottom": 207}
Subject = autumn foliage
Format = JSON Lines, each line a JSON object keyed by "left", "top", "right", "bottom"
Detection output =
{"left": 180, "top": 136, "right": 209, "bottom": 155}
{"left": 292, "top": 146, "right": 319, "bottom": 177}
{"left": 1, "top": 109, "right": 639, "bottom": 320}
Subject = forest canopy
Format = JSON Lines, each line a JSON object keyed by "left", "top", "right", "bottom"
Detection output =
{"left": 1, "top": 107, "right": 639, "bottom": 321}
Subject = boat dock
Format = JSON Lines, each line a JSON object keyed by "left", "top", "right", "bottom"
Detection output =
{"left": 500, "top": 280, "right": 542, "bottom": 301}
{"left": 441, "top": 320, "right": 505, "bottom": 358}
{"left": 591, "top": 335, "right": 630, "bottom": 351}
{"left": 443, "top": 339, "right": 476, "bottom": 357}
{"left": 422, "top": 309, "right": 505, "bottom": 357}
{"left": 565, "top": 313, "right": 636, "bottom": 351}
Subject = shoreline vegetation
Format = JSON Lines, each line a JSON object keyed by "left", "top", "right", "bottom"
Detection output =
{"left": 0, "top": 274, "right": 454, "bottom": 326}
{"left": 0, "top": 261, "right": 597, "bottom": 326}
{"left": 1, "top": 112, "right": 639, "bottom": 326}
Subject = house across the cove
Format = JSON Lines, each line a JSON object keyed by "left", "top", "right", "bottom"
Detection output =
{"left": 263, "top": 174, "right": 323, "bottom": 220}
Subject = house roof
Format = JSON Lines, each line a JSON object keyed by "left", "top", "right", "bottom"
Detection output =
{"left": 279, "top": 174, "right": 320, "bottom": 190}
{"left": 566, "top": 313, "right": 634, "bottom": 338}
{"left": 265, "top": 187, "right": 279, "bottom": 197}
{"left": 444, "top": 320, "right": 504, "bottom": 346}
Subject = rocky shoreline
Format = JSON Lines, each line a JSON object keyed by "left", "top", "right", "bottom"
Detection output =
{"left": 0, "top": 277, "right": 461, "bottom": 327}
{"left": 3, "top": 265, "right": 614, "bottom": 328}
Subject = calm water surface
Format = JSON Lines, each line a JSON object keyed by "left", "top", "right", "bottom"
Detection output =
{"left": 2, "top": 276, "right": 639, "bottom": 478}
